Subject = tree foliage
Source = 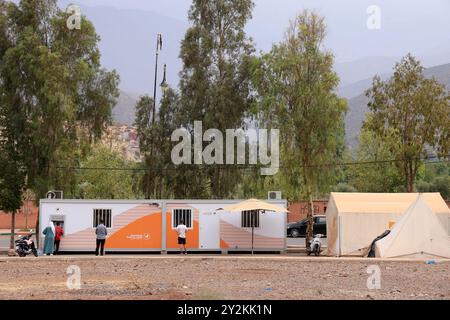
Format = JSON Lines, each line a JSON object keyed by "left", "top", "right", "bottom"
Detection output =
{"left": 344, "top": 126, "right": 404, "bottom": 192}
{"left": 365, "top": 54, "right": 450, "bottom": 192}
{"left": 0, "top": 0, "right": 119, "bottom": 201}
{"left": 251, "top": 11, "right": 346, "bottom": 243}
{"left": 416, "top": 162, "right": 450, "bottom": 200}
{"left": 75, "top": 144, "right": 136, "bottom": 200}
{"left": 176, "top": 0, "right": 255, "bottom": 198}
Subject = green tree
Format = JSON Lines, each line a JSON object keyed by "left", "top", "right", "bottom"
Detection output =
{"left": 0, "top": 1, "right": 118, "bottom": 246}
{"left": 365, "top": 54, "right": 450, "bottom": 192}
{"left": 135, "top": 89, "right": 185, "bottom": 198}
{"left": 134, "top": 95, "right": 157, "bottom": 198}
{"left": 416, "top": 162, "right": 450, "bottom": 199}
{"left": 0, "top": 150, "right": 26, "bottom": 250}
{"left": 346, "top": 126, "right": 404, "bottom": 192}
{"left": 177, "top": 0, "right": 255, "bottom": 198}
{"left": 76, "top": 144, "right": 135, "bottom": 199}
{"left": 252, "top": 11, "right": 347, "bottom": 246}
{"left": 0, "top": 0, "right": 119, "bottom": 198}
{"left": 0, "top": 0, "right": 26, "bottom": 250}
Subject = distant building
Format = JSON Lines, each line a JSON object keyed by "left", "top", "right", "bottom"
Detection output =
{"left": 101, "top": 125, "right": 142, "bottom": 162}
{"left": 0, "top": 200, "right": 38, "bottom": 230}
{"left": 287, "top": 200, "right": 328, "bottom": 223}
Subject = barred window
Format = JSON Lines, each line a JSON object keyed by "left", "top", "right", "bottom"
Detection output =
{"left": 93, "top": 209, "right": 112, "bottom": 228}
{"left": 241, "top": 210, "right": 260, "bottom": 228}
{"left": 173, "top": 209, "right": 192, "bottom": 228}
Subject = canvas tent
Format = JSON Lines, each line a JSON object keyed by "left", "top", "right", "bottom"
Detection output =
{"left": 375, "top": 195, "right": 450, "bottom": 259}
{"left": 326, "top": 193, "right": 450, "bottom": 257}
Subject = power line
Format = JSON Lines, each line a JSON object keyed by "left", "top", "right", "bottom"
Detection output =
{"left": 50, "top": 154, "right": 450, "bottom": 173}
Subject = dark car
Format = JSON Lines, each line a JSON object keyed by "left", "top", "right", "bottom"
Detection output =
{"left": 287, "top": 215, "right": 327, "bottom": 238}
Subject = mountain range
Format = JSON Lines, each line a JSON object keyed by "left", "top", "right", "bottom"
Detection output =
{"left": 112, "top": 62, "right": 450, "bottom": 151}
{"left": 56, "top": 1, "right": 449, "bottom": 149}
{"left": 345, "top": 63, "right": 450, "bottom": 149}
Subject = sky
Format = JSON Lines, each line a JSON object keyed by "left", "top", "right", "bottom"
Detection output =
{"left": 55, "top": 0, "right": 450, "bottom": 94}
{"left": 65, "top": 0, "right": 450, "bottom": 59}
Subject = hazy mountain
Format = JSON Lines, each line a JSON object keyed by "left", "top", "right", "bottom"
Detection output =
{"left": 59, "top": 1, "right": 450, "bottom": 95}
{"left": 337, "top": 55, "right": 450, "bottom": 99}
{"left": 345, "top": 63, "right": 450, "bottom": 149}
{"left": 112, "top": 91, "right": 138, "bottom": 126}
{"left": 55, "top": 1, "right": 450, "bottom": 134}
{"left": 59, "top": 0, "right": 188, "bottom": 97}
{"left": 335, "top": 57, "right": 398, "bottom": 87}
{"left": 338, "top": 72, "right": 391, "bottom": 99}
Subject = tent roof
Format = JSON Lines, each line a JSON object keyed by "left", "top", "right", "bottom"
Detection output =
{"left": 329, "top": 192, "right": 450, "bottom": 215}
{"left": 375, "top": 194, "right": 450, "bottom": 258}
{"left": 222, "top": 199, "right": 288, "bottom": 213}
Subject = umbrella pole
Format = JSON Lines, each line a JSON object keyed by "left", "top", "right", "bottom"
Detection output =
{"left": 252, "top": 225, "right": 254, "bottom": 255}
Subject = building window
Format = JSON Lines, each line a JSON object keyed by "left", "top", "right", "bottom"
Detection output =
{"left": 172, "top": 209, "right": 193, "bottom": 228}
{"left": 93, "top": 209, "right": 112, "bottom": 228}
{"left": 241, "top": 210, "right": 260, "bottom": 228}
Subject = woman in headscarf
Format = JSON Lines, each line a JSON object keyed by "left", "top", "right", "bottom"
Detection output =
{"left": 42, "top": 221, "right": 55, "bottom": 255}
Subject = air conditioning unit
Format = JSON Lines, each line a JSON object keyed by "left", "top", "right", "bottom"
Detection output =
{"left": 268, "top": 191, "right": 282, "bottom": 200}
{"left": 46, "top": 190, "right": 64, "bottom": 199}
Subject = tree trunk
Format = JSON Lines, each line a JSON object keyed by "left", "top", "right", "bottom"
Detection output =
{"left": 35, "top": 208, "right": 40, "bottom": 248}
{"left": 9, "top": 210, "right": 15, "bottom": 250}
{"left": 303, "top": 166, "right": 314, "bottom": 250}
{"left": 305, "top": 190, "right": 314, "bottom": 249}
{"left": 406, "top": 160, "right": 414, "bottom": 192}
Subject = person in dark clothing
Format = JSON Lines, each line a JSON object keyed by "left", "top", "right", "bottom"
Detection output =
{"left": 54, "top": 222, "right": 64, "bottom": 255}
{"left": 95, "top": 219, "right": 108, "bottom": 256}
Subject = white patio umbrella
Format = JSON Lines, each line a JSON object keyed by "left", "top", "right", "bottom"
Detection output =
{"left": 221, "top": 199, "right": 288, "bottom": 254}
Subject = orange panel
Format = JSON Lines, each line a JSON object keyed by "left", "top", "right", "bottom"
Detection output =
{"left": 166, "top": 212, "right": 199, "bottom": 249}
{"left": 220, "top": 238, "right": 230, "bottom": 249}
{"left": 106, "top": 213, "right": 162, "bottom": 249}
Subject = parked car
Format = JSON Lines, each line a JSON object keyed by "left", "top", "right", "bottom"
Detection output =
{"left": 287, "top": 215, "right": 327, "bottom": 238}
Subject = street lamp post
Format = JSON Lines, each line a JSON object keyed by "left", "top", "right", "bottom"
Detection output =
{"left": 152, "top": 33, "right": 163, "bottom": 126}
{"left": 149, "top": 34, "right": 167, "bottom": 199}
{"left": 160, "top": 64, "right": 169, "bottom": 93}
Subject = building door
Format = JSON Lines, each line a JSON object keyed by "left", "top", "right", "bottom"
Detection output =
{"left": 199, "top": 211, "right": 220, "bottom": 249}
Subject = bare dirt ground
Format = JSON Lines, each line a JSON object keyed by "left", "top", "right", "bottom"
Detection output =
{"left": 0, "top": 255, "right": 448, "bottom": 300}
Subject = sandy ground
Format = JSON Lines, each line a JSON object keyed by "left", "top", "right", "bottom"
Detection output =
{"left": 0, "top": 255, "right": 448, "bottom": 300}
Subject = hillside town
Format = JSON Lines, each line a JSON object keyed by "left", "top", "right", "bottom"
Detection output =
{"left": 101, "top": 125, "right": 142, "bottom": 162}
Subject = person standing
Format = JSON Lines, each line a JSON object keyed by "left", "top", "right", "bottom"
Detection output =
{"left": 95, "top": 219, "right": 108, "bottom": 256}
{"left": 54, "top": 222, "right": 64, "bottom": 255}
{"left": 42, "top": 221, "right": 55, "bottom": 256}
{"left": 176, "top": 220, "right": 188, "bottom": 255}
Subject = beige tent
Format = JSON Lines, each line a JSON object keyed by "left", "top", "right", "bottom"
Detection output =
{"left": 375, "top": 195, "right": 450, "bottom": 259}
{"left": 326, "top": 193, "right": 450, "bottom": 257}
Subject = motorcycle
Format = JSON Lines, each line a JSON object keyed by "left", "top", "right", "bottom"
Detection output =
{"left": 307, "top": 234, "right": 323, "bottom": 256}
{"left": 15, "top": 234, "right": 38, "bottom": 257}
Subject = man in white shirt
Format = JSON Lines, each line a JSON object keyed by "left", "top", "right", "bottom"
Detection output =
{"left": 176, "top": 220, "right": 188, "bottom": 255}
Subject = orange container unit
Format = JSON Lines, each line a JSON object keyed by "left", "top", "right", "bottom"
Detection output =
{"left": 39, "top": 199, "right": 287, "bottom": 253}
